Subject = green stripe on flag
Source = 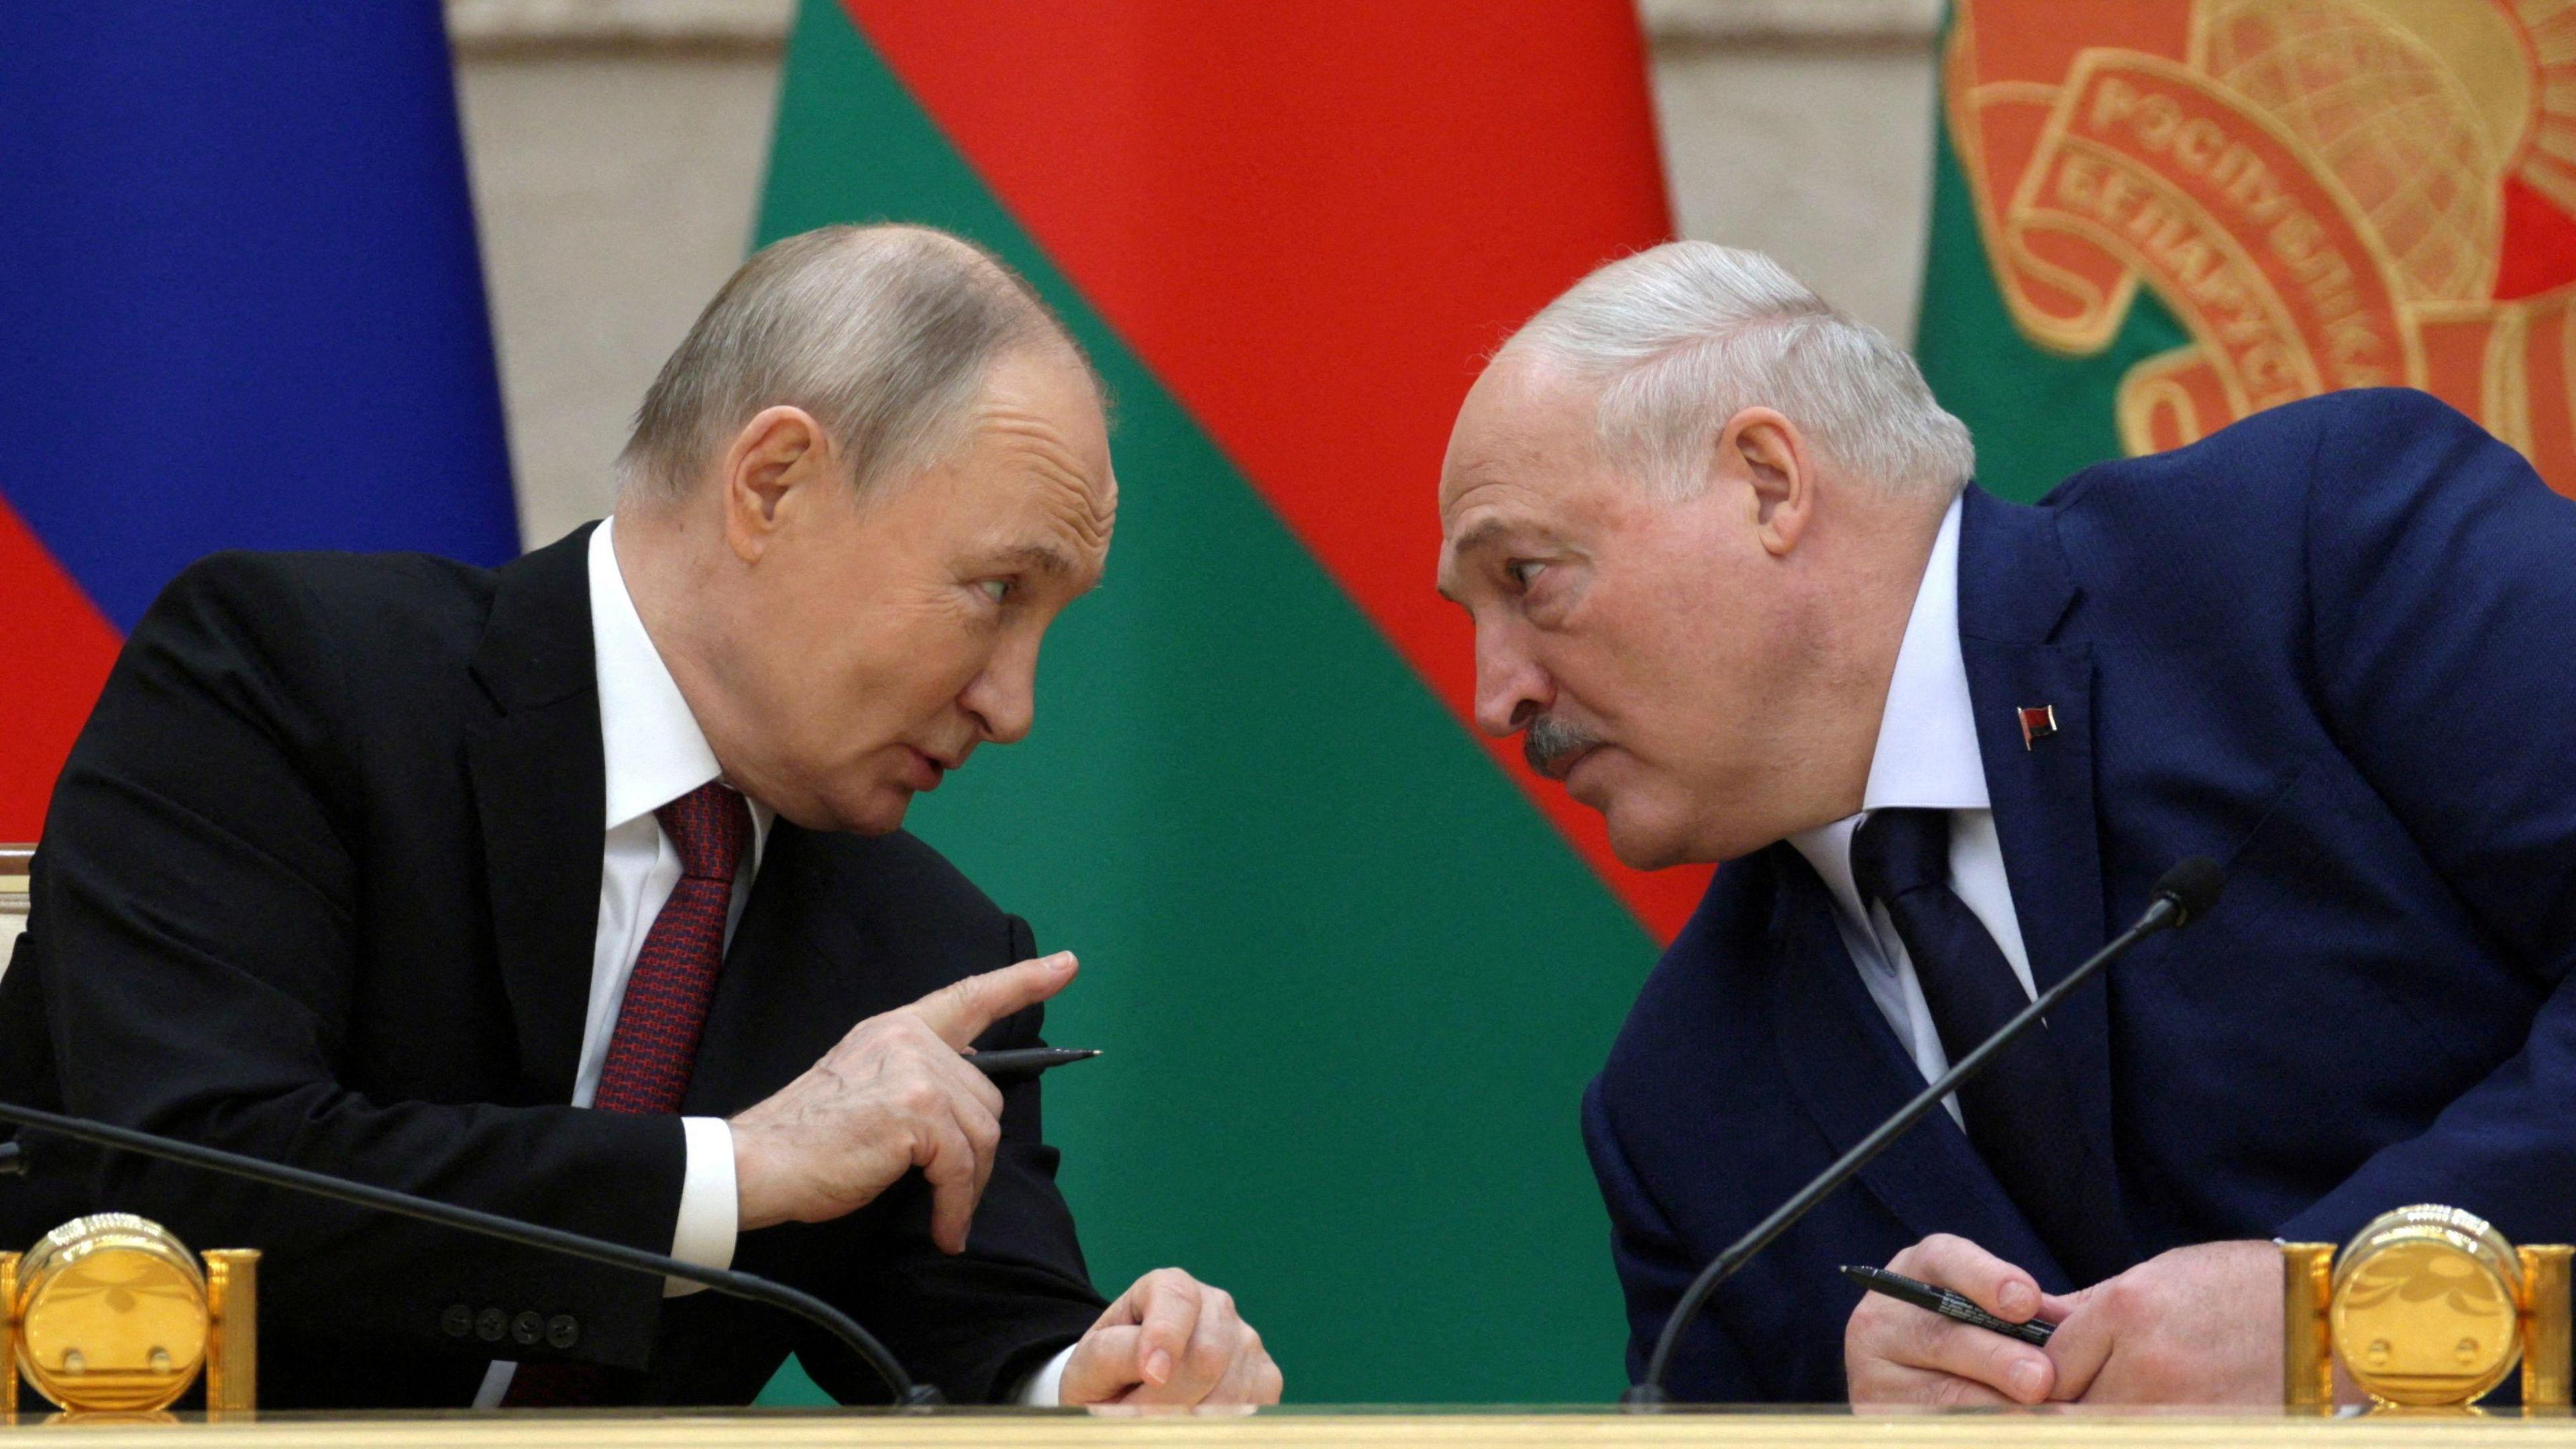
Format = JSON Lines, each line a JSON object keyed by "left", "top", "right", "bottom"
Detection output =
{"left": 755, "top": 0, "right": 1660, "bottom": 1404}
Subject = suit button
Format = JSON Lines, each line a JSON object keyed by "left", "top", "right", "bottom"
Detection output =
{"left": 441, "top": 1305, "right": 474, "bottom": 1339}
{"left": 476, "top": 1307, "right": 508, "bottom": 1343}
{"left": 546, "top": 1315, "right": 579, "bottom": 1350}
{"left": 511, "top": 1311, "right": 544, "bottom": 1348}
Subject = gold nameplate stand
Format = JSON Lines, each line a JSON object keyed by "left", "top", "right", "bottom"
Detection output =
{"left": 2283, "top": 1204, "right": 2572, "bottom": 1413}
{"left": 204, "top": 1248, "right": 258, "bottom": 1419}
{"left": 5, "top": 1215, "right": 257, "bottom": 1420}
{"left": 2, "top": 1249, "right": 17, "bottom": 1420}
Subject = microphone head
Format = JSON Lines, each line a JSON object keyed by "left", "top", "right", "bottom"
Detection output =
{"left": 2153, "top": 857, "right": 2224, "bottom": 926}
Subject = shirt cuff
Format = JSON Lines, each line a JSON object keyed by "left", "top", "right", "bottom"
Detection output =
{"left": 667, "top": 1116, "right": 739, "bottom": 1297}
{"left": 1017, "top": 1344, "right": 1079, "bottom": 1406}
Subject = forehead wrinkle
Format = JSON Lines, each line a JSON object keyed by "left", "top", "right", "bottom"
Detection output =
{"left": 982, "top": 403, "right": 1111, "bottom": 507}
{"left": 1442, "top": 404, "right": 1563, "bottom": 487}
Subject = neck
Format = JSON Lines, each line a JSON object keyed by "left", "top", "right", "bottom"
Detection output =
{"left": 609, "top": 502, "right": 758, "bottom": 793}
{"left": 1781, "top": 495, "right": 1950, "bottom": 833}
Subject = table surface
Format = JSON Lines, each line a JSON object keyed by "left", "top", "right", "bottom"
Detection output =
{"left": 8, "top": 1408, "right": 2576, "bottom": 1448}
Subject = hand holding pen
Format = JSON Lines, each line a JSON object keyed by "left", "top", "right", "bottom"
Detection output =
{"left": 1842, "top": 1235, "right": 2065, "bottom": 1409}
{"left": 1844, "top": 1263, "right": 2055, "bottom": 1344}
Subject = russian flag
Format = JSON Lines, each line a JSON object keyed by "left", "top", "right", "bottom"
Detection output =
{"left": 0, "top": 0, "right": 521, "bottom": 838}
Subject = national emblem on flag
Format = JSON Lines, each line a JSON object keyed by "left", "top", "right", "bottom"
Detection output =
{"left": 1924, "top": 0, "right": 2576, "bottom": 501}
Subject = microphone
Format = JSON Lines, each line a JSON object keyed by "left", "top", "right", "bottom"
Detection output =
{"left": 1621, "top": 857, "right": 2225, "bottom": 1407}
{"left": 0, "top": 1100, "right": 938, "bottom": 1407}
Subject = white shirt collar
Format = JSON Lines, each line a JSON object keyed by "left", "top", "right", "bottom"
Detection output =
{"left": 588, "top": 518, "right": 772, "bottom": 855}
{"left": 1860, "top": 492, "right": 1986, "bottom": 814}
{"left": 1784, "top": 492, "right": 1983, "bottom": 873}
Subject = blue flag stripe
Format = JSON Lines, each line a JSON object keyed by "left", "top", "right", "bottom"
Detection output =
{"left": 0, "top": 0, "right": 519, "bottom": 631}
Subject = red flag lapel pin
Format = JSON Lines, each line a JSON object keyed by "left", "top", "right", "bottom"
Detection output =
{"left": 2018, "top": 705, "right": 2057, "bottom": 750}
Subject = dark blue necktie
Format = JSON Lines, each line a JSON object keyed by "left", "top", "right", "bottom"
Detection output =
{"left": 1850, "top": 807, "right": 2131, "bottom": 1285}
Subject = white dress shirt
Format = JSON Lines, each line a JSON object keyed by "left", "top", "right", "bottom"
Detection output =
{"left": 476, "top": 518, "right": 762, "bottom": 1405}
{"left": 480, "top": 519, "right": 1073, "bottom": 1408}
{"left": 1785, "top": 496, "right": 2036, "bottom": 1127}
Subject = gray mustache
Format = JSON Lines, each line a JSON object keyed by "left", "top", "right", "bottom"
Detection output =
{"left": 1523, "top": 714, "right": 1605, "bottom": 779}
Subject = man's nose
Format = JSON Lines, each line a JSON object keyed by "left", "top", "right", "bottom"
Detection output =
{"left": 1472, "top": 629, "right": 1552, "bottom": 739}
{"left": 962, "top": 650, "right": 1036, "bottom": 745}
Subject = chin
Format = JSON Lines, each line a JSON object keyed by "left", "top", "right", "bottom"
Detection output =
{"left": 1601, "top": 804, "right": 1698, "bottom": 872}
{"left": 806, "top": 782, "right": 912, "bottom": 837}
{"left": 1602, "top": 786, "right": 1756, "bottom": 868}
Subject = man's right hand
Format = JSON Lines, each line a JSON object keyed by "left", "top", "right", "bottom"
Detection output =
{"left": 729, "top": 951, "right": 1079, "bottom": 1249}
{"left": 1844, "top": 1232, "right": 2057, "bottom": 1409}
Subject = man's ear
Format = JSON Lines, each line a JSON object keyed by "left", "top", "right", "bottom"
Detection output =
{"left": 1709, "top": 407, "right": 1814, "bottom": 557}
{"left": 720, "top": 406, "right": 837, "bottom": 562}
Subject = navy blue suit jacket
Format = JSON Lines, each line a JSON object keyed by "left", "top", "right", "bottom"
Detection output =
{"left": 1583, "top": 389, "right": 2576, "bottom": 1403}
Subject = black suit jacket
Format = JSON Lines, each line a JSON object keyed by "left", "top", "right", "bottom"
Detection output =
{"left": 0, "top": 525, "right": 1104, "bottom": 1408}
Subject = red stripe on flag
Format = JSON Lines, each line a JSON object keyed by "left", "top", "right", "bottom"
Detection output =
{"left": 0, "top": 500, "right": 123, "bottom": 840}
{"left": 841, "top": 1, "right": 1711, "bottom": 938}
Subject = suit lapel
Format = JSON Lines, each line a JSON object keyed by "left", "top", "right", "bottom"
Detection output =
{"left": 466, "top": 524, "right": 608, "bottom": 1104}
{"left": 1954, "top": 488, "right": 2128, "bottom": 1253}
{"left": 1764, "top": 847, "right": 2070, "bottom": 1289}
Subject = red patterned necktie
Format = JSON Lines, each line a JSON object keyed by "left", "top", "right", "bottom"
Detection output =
{"left": 591, "top": 781, "right": 753, "bottom": 1115}
{"left": 503, "top": 780, "right": 751, "bottom": 1407}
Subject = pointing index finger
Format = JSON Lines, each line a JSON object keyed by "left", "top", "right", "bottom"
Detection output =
{"left": 909, "top": 952, "right": 1079, "bottom": 1050}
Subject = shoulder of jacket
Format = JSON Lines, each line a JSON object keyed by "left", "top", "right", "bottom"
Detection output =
{"left": 802, "top": 826, "right": 1008, "bottom": 925}
{"left": 149, "top": 549, "right": 495, "bottom": 655}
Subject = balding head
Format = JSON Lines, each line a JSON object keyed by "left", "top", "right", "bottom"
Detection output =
{"left": 605, "top": 224, "right": 1118, "bottom": 839}
{"left": 619, "top": 224, "right": 1098, "bottom": 504}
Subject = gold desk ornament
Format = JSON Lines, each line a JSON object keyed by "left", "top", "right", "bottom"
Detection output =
{"left": 2, "top": 1249, "right": 17, "bottom": 1419}
{"left": 5, "top": 1214, "right": 257, "bottom": 1416}
{"left": 2280, "top": 1205, "right": 2573, "bottom": 1412}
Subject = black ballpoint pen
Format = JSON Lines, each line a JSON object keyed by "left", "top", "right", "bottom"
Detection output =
{"left": 1841, "top": 1264, "right": 2055, "bottom": 1345}
{"left": 967, "top": 1046, "right": 1100, "bottom": 1081}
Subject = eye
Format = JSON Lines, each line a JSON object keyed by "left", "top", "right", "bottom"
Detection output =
{"left": 1507, "top": 559, "right": 1548, "bottom": 590}
{"left": 977, "top": 578, "right": 1013, "bottom": 604}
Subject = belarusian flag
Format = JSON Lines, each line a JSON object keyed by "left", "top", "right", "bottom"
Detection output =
{"left": 758, "top": 0, "right": 1672, "bottom": 1403}
{"left": 1921, "top": 0, "right": 2576, "bottom": 503}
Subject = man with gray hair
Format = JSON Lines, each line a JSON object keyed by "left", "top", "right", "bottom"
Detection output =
{"left": 1439, "top": 241, "right": 2576, "bottom": 1405}
{"left": 0, "top": 223, "right": 1279, "bottom": 1410}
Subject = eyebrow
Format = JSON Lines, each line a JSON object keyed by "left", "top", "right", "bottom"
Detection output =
{"left": 1000, "top": 544, "right": 1075, "bottom": 577}
{"left": 1434, "top": 517, "right": 1523, "bottom": 602}
{"left": 1448, "top": 518, "right": 1519, "bottom": 561}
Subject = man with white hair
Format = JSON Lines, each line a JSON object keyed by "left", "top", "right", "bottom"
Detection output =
{"left": 0, "top": 224, "right": 1279, "bottom": 1410}
{"left": 1438, "top": 241, "right": 2576, "bottom": 1405}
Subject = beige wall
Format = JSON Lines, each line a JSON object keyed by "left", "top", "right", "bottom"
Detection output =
{"left": 453, "top": 2, "right": 790, "bottom": 547}
{"left": 450, "top": 0, "right": 1941, "bottom": 546}
{"left": 1643, "top": 0, "right": 1941, "bottom": 343}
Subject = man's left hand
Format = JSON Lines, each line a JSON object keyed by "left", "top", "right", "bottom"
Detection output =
{"left": 1058, "top": 1268, "right": 1284, "bottom": 1407}
{"left": 2044, "top": 1240, "right": 2282, "bottom": 1403}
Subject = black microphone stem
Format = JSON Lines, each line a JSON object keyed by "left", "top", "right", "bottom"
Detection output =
{"left": 1626, "top": 889, "right": 2198, "bottom": 1407}
{"left": 0, "top": 1099, "right": 938, "bottom": 1407}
